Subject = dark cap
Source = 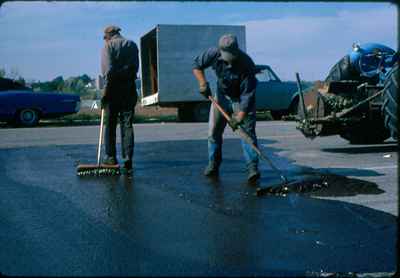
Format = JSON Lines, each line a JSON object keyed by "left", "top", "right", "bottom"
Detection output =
{"left": 218, "top": 34, "right": 240, "bottom": 62}
{"left": 104, "top": 25, "right": 121, "bottom": 35}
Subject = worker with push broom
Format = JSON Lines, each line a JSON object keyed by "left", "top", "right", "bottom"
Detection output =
{"left": 76, "top": 26, "right": 138, "bottom": 177}
{"left": 192, "top": 34, "right": 260, "bottom": 183}
{"left": 100, "top": 25, "right": 139, "bottom": 175}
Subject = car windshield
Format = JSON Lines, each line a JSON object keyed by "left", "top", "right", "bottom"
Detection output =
{"left": 256, "top": 68, "right": 279, "bottom": 82}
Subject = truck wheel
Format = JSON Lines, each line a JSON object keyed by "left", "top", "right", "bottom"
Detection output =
{"left": 177, "top": 106, "right": 194, "bottom": 122}
{"left": 178, "top": 103, "right": 210, "bottom": 122}
{"left": 382, "top": 63, "right": 398, "bottom": 140}
{"left": 340, "top": 120, "right": 390, "bottom": 144}
{"left": 192, "top": 102, "right": 210, "bottom": 122}
{"left": 17, "top": 108, "right": 39, "bottom": 127}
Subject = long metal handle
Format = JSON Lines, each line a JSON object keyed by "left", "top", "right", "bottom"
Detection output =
{"left": 97, "top": 109, "right": 104, "bottom": 166}
{"left": 208, "top": 95, "right": 288, "bottom": 183}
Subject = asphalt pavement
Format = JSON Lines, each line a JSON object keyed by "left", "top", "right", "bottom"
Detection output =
{"left": 0, "top": 121, "right": 397, "bottom": 276}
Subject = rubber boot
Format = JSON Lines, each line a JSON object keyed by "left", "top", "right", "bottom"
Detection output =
{"left": 121, "top": 160, "right": 133, "bottom": 176}
{"left": 203, "top": 161, "right": 219, "bottom": 177}
{"left": 103, "top": 155, "right": 118, "bottom": 165}
{"left": 247, "top": 164, "right": 260, "bottom": 183}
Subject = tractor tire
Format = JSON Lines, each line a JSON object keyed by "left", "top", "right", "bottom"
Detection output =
{"left": 340, "top": 120, "right": 390, "bottom": 144}
{"left": 325, "top": 55, "right": 359, "bottom": 82}
{"left": 382, "top": 63, "right": 398, "bottom": 140}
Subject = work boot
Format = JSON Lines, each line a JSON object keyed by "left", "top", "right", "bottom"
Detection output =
{"left": 103, "top": 156, "right": 118, "bottom": 165}
{"left": 203, "top": 162, "right": 219, "bottom": 177}
{"left": 121, "top": 160, "right": 133, "bottom": 176}
{"left": 247, "top": 164, "right": 260, "bottom": 183}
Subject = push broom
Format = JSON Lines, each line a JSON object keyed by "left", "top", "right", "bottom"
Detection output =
{"left": 208, "top": 95, "right": 297, "bottom": 195}
{"left": 76, "top": 108, "right": 120, "bottom": 176}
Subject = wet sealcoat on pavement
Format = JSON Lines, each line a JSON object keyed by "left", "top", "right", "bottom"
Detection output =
{"left": 0, "top": 139, "right": 397, "bottom": 276}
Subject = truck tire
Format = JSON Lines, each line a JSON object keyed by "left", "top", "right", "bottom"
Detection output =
{"left": 192, "top": 102, "right": 210, "bottom": 122}
{"left": 177, "top": 106, "right": 194, "bottom": 122}
{"left": 340, "top": 120, "right": 390, "bottom": 144}
{"left": 382, "top": 63, "right": 398, "bottom": 140}
{"left": 178, "top": 103, "right": 210, "bottom": 122}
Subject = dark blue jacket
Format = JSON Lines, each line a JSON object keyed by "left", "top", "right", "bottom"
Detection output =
{"left": 193, "top": 47, "right": 257, "bottom": 113}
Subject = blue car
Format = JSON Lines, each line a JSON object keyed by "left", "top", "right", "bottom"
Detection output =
{"left": 255, "top": 65, "right": 313, "bottom": 119}
{"left": 0, "top": 77, "right": 80, "bottom": 127}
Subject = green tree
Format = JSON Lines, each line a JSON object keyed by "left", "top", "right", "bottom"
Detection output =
{"left": 31, "top": 74, "right": 95, "bottom": 95}
{"left": 9, "top": 67, "right": 21, "bottom": 80}
{"left": 52, "top": 76, "right": 64, "bottom": 91}
{"left": 80, "top": 74, "right": 91, "bottom": 84}
{"left": 16, "top": 77, "right": 26, "bottom": 87}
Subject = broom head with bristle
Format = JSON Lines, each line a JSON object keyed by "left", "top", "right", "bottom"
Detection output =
{"left": 76, "top": 164, "right": 121, "bottom": 176}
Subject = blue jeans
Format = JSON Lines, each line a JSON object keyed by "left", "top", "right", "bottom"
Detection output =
{"left": 208, "top": 92, "right": 259, "bottom": 168}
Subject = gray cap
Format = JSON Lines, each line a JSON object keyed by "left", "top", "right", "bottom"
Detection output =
{"left": 218, "top": 34, "right": 240, "bottom": 62}
{"left": 104, "top": 25, "right": 121, "bottom": 35}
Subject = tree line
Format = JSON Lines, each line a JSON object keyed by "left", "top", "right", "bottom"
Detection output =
{"left": 0, "top": 67, "right": 99, "bottom": 100}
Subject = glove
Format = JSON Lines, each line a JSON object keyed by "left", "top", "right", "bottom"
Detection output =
{"left": 199, "top": 82, "right": 212, "bottom": 99}
{"left": 228, "top": 117, "right": 241, "bottom": 131}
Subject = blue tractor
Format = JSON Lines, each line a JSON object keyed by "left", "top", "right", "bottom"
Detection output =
{"left": 296, "top": 43, "right": 398, "bottom": 144}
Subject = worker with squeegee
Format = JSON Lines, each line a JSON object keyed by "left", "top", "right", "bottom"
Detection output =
{"left": 100, "top": 25, "right": 139, "bottom": 174}
{"left": 193, "top": 34, "right": 260, "bottom": 183}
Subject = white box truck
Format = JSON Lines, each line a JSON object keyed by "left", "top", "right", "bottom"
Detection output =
{"left": 139, "top": 24, "right": 246, "bottom": 121}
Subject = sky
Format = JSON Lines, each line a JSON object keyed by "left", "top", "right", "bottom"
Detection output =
{"left": 0, "top": 1, "right": 398, "bottom": 82}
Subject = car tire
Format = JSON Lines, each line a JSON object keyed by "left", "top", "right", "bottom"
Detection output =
{"left": 17, "top": 108, "right": 39, "bottom": 127}
{"left": 382, "top": 62, "right": 398, "bottom": 140}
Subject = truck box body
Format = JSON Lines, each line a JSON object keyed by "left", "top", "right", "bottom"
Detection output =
{"left": 140, "top": 24, "right": 246, "bottom": 106}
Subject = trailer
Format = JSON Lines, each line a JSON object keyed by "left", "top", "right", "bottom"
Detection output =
{"left": 139, "top": 24, "right": 246, "bottom": 122}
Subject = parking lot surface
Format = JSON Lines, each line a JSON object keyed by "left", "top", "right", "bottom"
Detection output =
{"left": 0, "top": 121, "right": 397, "bottom": 276}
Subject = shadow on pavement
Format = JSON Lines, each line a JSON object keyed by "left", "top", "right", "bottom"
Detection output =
{"left": 321, "top": 142, "right": 397, "bottom": 154}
